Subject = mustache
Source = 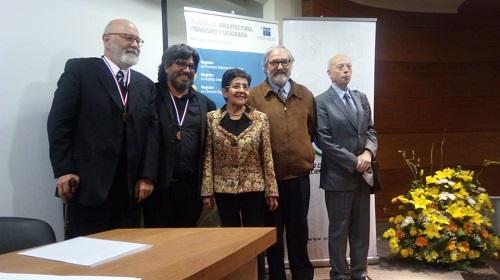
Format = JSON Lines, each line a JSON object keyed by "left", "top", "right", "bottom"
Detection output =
{"left": 125, "top": 48, "right": 139, "bottom": 56}
{"left": 273, "top": 71, "right": 288, "bottom": 76}
{"left": 176, "top": 72, "right": 193, "bottom": 79}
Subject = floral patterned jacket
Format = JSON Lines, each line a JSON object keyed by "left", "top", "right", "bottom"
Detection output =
{"left": 201, "top": 107, "right": 278, "bottom": 197}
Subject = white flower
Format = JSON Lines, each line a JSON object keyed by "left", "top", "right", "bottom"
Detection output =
{"left": 439, "top": 192, "right": 456, "bottom": 201}
{"left": 437, "top": 179, "right": 449, "bottom": 184}
{"left": 467, "top": 197, "right": 476, "bottom": 206}
{"left": 478, "top": 187, "right": 486, "bottom": 192}
{"left": 401, "top": 216, "right": 415, "bottom": 228}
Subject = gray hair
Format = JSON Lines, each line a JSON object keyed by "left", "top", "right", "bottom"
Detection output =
{"left": 262, "top": 45, "right": 295, "bottom": 67}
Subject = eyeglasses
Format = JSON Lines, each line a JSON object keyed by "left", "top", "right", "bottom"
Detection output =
{"left": 267, "top": 59, "right": 291, "bottom": 67}
{"left": 106, "top": 33, "right": 144, "bottom": 47}
{"left": 174, "top": 60, "right": 196, "bottom": 71}
{"left": 226, "top": 83, "right": 249, "bottom": 91}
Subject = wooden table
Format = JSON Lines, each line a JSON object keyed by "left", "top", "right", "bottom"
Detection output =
{"left": 0, "top": 227, "right": 276, "bottom": 280}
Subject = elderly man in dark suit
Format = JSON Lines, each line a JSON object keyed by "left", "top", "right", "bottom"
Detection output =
{"left": 315, "top": 54, "right": 377, "bottom": 280}
{"left": 143, "top": 44, "right": 216, "bottom": 228}
{"left": 47, "top": 19, "right": 158, "bottom": 239}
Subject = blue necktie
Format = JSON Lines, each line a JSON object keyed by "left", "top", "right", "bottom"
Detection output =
{"left": 278, "top": 88, "right": 287, "bottom": 103}
{"left": 116, "top": 70, "right": 127, "bottom": 96}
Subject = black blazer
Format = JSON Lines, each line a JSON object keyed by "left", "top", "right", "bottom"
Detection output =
{"left": 155, "top": 81, "right": 216, "bottom": 192}
{"left": 47, "top": 57, "right": 159, "bottom": 207}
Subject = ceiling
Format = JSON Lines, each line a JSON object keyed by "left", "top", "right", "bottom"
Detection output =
{"left": 348, "top": 0, "right": 500, "bottom": 14}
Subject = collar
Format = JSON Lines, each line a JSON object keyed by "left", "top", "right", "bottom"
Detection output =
{"left": 263, "top": 79, "right": 303, "bottom": 99}
{"left": 102, "top": 55, "right": 130, "bottom": 77}
{"left": 268, "top": 79, "right": 291, "bottom": 94}
{"left": 331, "top": 83, "right": 351, "bottom": 99}
{"left": 221, "top": 104, "right": 253, "bottom": 114}
{"left": 167, "top": 84, "right": 196, "bottom": 100}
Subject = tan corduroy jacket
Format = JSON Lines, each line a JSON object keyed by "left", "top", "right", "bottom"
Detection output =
{"left": 248, "top": 79, "right": 316, "bottom": 180}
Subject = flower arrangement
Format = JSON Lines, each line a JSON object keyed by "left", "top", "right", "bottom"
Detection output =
{"left": 383, "top": 151, "right": 500, "bottom": 267}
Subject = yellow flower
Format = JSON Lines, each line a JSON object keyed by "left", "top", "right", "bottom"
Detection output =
{"left": 458, "top": 170, "right": 474, "bottom": 182}
{"left": 451, "top": 181, "right": 463, "bottom": 192}
{"left": 412, "top": 194, "right": 431, "bottom": 210}
{"left": 477, "top": 193, "right": 492, "bottom": 209}
{"left": 400, "top": 248, "right": 414, "bottom": 258}
{"left": 428, "top": 186, "right": 440, "bottom": 198}
{"left": 426, "top": 176, "right": 437, "bottom": 185}
{"left": 435, "top": 168, "right": 454, "bottom": 180}
{"left": 383, "top": 228, "right": 396, "bottom": 239}
{"left": 469, "top": 211, "right": 487, "bottom": 226}
{"left": 409, "top": 226, "right": 418, "bottom": 237}
{"left": 389, "top": 238, "right": 400, "bottom": 253}
{"left": 427, "top": 211, "right": 449, "bottom": 225}
{"left": 455, "top": 187, "right": 470, "bottom": 199}
{"left": 450, "top": 250, "right": 458, "bottom": 262}
{"left": 394, "top": 215, "right": 405, "bottom": 224}
{"left": 424, "top": 250, "right": 439, "bottom": 262}
{"left": 423, "top": 223, "right": 442, "bottom": 239}
{"left": 392, "top": 195, "right": 410, "bottom": 204}
{"left": 467, "top": 250, "right": 480, "bottom": 259}
{"left": 458, "top": 241, "right": 470, "bottom": 253}
{"left": 446, "top": 203, "right": 465, "bottom": 219}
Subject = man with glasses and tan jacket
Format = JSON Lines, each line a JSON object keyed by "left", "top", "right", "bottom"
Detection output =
{"left": 249, "top": 45, "right": 316, "bottom": 280}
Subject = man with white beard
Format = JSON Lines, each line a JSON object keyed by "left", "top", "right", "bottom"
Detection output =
{"left": 249, "top": 45, "right": 316, "bottom": 280}
{"left": 47, "top": 19, "right": 158, "bottom": 239}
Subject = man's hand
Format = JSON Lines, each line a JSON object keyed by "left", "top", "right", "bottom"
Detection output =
{"left": 266, "top": 196, "right": 279, "bottom": 211}
{"left": 202, "top": 196, "right": 215, "bottom": 209}
{"left": 356, "top": 150, "right": 372, "bottom": 173}
{"left": 135, "top": 178, "right": 154, "bottom": 203}
{"left": 56, "top": 174, "right": 80, "bottom": 203}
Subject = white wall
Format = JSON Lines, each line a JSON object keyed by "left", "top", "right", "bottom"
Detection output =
{"left": 0, "top": 0, "right": 299, "bottom": 241}
{"left": 0, "top": 0, "right": 163, "bottom": 240}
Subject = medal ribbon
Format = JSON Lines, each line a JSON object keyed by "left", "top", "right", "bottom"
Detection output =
{"left": 102, "top": 56, "right": 130, "bottom": 108}
{"left": 169, "top": 93, "right": 189, "bottom": 127}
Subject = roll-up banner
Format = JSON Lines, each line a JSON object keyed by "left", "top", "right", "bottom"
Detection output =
{"left": 184, "top": 7, "right": 279, "bottom": 108}
{"left": 283, "top": 17, "right": 378, "bottom": 266}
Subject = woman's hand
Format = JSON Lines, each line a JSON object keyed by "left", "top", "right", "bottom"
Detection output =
{"left": 266, "top": 196, "right": 279, "bottom": 211}
{"left": 202, "top": 196, "right": 215, "bottom": 209}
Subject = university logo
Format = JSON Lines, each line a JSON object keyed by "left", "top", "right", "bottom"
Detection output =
{"left": 262, "top": 27, "right": 271, "bottom": 37}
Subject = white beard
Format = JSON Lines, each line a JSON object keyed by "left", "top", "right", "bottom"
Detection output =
{"left": 270, "top": 73, "right": 289, "bottom": 87}
{"left": 120, "top": 52, "right": 139, "bottom": 68}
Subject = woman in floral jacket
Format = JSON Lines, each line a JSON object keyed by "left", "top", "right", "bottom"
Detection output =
{"left": 201, "top": 68, "right": 279, "bottom": 227}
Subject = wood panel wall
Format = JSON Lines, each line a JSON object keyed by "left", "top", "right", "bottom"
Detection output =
{"left": 302, "top": 0, "right": 500, "bottom": 220}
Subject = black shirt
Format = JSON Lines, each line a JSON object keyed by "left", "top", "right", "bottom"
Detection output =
{"left": 220, "top": 113, "right": 251, "bottom": 136}
{"left": 169, "top": 91, "right": 201, "bottom": 180}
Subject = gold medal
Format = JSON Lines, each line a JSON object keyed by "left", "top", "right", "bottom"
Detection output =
{"left": 122, "top": 111, "right": 128, "bottom": 122}
{"left": 176, "top": 130, "right": 182, "bottom": 140}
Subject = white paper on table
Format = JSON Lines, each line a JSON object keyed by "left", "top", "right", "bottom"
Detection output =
{"left": 0, "top": 272, "right": 140, "bottom": 280}
{"left": 18, "top": 237, "right": 151, "bottom": 267}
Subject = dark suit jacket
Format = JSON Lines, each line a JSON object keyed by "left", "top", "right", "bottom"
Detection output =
{"left": 315, "top": 86, "right": 377, "bottom": 191}
{"left": 155, "top": 81, "right": 216, "bottom": 192}
{"left": 47, "top": 57, "right": 159, "bottom": 207}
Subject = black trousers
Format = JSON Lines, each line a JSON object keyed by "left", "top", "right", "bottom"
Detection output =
{"left": 265, "top": 175, "right": 314, "bottom": 280}
{"left": 143, "top": 178, "right": 202, "bottom": 228}
{"left": 215, "top": 191, "right": 266, "bottom": 280}
{"left": 65, "top": 142, "right": 140, "bottom": 239}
